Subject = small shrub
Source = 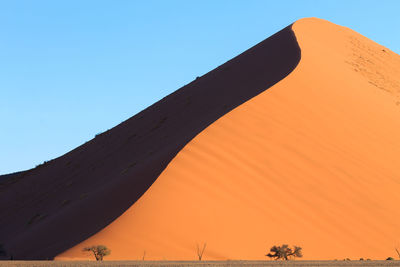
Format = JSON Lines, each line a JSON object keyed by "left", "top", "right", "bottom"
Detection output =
{"left": 386, "top": 257, "right": 395, "bottom": 260}
{"left": 27, "top": 213, "right": 46, "bottom": 225}
{"left": 35, "top": 161, "right": 48, "bottom": 168}
{"left": 129, "top": 162, "right": 137, "bottom": 167}
{"left": 82, "top": 245, "right": 111, "bottom": 261}
{"left": 266, "top": 244, "right": 302, "bottom": 260}
{"left": 61, "top": 199, "right": 70, "bottom": 207}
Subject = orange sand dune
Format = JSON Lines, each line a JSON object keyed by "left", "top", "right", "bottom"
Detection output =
{"left": 0, "top": 22, "right": 299, "bottom": 259}
{"left": 58, "top": 18, "right": 400, "bottom": 260}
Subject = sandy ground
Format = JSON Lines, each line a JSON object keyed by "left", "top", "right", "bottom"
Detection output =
{"left": 2, "top": 261, "right": 400, "bottom": 267}
{"left": 58, "top": 18, "right": 400, "bottom": 260}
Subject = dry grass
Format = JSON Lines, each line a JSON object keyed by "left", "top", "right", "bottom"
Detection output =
{"left": 1, "top": 261, "right": 400, "bottom": 267}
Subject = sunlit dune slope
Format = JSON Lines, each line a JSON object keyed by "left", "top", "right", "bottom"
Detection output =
{"left": 0, "top": 24, "right": 300, "bottom": 259}
{"left": 58, "top": 18, "right": 400, "bottom": 260}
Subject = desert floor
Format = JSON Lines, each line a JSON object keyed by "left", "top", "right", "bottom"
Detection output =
{"left": 1, "top": 261, "right": 400, "bottom": 267}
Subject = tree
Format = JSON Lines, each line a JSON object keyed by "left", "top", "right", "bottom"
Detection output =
{"left": 196, "top": 243, "right": 207, "bottom": 261}
{"left": 82, "top": 245, "right": 111, "bottom": 261}
{"left": 266, "top": 244, "right": 302, "bottom": 260}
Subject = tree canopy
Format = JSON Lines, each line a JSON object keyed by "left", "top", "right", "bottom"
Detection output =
{"left": 82, "top": 245, "right": 111, "bottom": 261}
{"left": 266, "top": 244, "right": 302, "bottom": 260}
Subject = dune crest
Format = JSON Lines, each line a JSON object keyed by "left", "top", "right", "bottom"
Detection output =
{"left": 57, "top": 17, "right": 400, "bottom": 260}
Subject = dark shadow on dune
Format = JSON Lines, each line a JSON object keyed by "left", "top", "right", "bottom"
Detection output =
{"left": 0, "top": 24, "right": 300, "bottom": 259}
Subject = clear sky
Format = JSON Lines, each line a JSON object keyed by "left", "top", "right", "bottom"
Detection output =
{"left": 1, "top": 0, "right": 400, "bottom": 175}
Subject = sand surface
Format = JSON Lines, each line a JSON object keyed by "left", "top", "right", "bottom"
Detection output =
{"left": 2, "top": 261, "right": 400, "bottom": 267}
{"left": 57, "top": 18, "right": 400, "bottom": 261}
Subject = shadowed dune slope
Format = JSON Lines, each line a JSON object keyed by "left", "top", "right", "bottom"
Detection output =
{"left": 0, "top": 26, "right": 300, "bottom": 259}
{"left": 58, "top": 18, "right": 400, "bottom": 260}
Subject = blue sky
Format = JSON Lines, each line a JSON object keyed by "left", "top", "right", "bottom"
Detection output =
{"left": 1, "top": 0, "right": 400, "bottom": 175}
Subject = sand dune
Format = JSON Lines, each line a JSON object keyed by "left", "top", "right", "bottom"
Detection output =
{"left": 56, "top": 18, "right": 400, "bottom": 260}
{"left": 0, "top": 24, "right": 299, "bottom": 259}
{"left": 2, "top": 17, "right": 400, "bottom": 261}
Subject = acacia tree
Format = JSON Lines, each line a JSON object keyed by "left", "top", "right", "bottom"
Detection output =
{"left": 266, "top": 244, "right": 302, "bottom": 260}
{"left": 82, "top": 245, "right": 111, "bottom": 261}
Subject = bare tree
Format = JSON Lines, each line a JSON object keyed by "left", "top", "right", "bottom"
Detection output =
{"left": 266, "top": 244, "right": 302, "bottom": 260}
{"left": 82, "top": 245, "right": 111, "bottom": 261}
{"left": 142, "top": 250, "right": 146, "bottom": 261}
{"left": 196, "top": 243, "right": 207, "bottom": 261}
{"left": 395, "top": 247, "right": 400, "bottom": 259}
